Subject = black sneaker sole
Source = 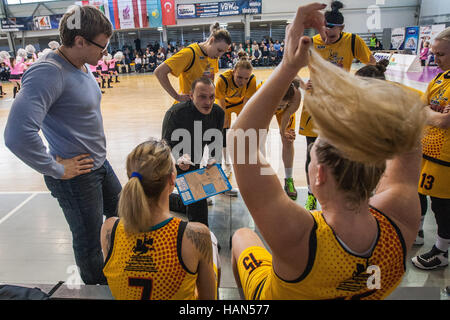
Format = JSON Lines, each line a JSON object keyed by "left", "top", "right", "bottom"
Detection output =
{"left": 411, "top": 259, "right": 449, "bottom": 270}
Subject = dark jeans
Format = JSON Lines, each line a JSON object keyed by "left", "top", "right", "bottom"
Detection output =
{"left": 169, "top": 164, "right": 209, "bottom": 227}
{"left": 419, "top": 193, "right": 450, "bottom": 239}
{"left": 44, "top": 159, "right": 122, "bottom": 285}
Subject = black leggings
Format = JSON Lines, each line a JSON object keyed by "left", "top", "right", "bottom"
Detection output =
{"left": 419, "top": 193, "right": 450, "bottom": 239}
{"left": 305, "top": 136, "right": 317, "bottom": 187}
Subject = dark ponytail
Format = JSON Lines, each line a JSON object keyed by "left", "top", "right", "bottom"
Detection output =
{"left": 355, "top": 59, "right": 389, "bottom": 80}
{"left": 325, "top": 1, "right": 344, "bottom": 24}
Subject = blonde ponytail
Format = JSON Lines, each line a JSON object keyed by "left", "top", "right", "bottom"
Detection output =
{"left": 234, "top": 50, "right": 252, "bottom": 71}
{"left": 304, "top": 49, "right": 426, "bottom": 166}
{"left": 118, "top": 139, "right": 174, "bottom": 234}
{"left": 209, "top": 22, "right": 232, "bottom": 45}
{"left": 118, "top": 178, "right": 152, "bottom": 234}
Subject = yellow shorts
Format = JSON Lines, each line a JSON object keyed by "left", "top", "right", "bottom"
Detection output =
{"left": 418, "top": 158, "right": 450, "bottom": 198}
{"left": 237, "top": 246, "right": 273, "bottom": 300}
{"left": 298, "top": 108, "right": 318, "bottom": 137}
{"left": 275, "top": 110, "right": 296, "bottom": 131}
{"left": 224, "top": 104, "right": 244, "bottom": 128}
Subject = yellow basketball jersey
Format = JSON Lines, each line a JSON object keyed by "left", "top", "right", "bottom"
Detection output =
{"left": 259, "top": 207, "right": 406, "bottom": 300}
{"left": 299, "top": 32, "right": 373, "bottom": 137}
{"left": 215, "top": 69, "right": 257, "bottom": 109}
{"left": 418, "top": 71, "right": 450, "bottom": 198}
{"left": 422, "top": 70, "right": 450, "bottom": 163}
{"left": 103, "top": 217, "right": 198, "bottom": 300}
{"left": 256, "top": 80, "right": 296, "bottom": 130}
{"left": 165, "top": 43, "right": 219, "bottom": 96}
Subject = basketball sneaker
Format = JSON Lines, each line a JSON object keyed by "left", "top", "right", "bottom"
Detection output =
{"left": 413, "top": 230, "right": 424, "bottom": 246}
{"left": 305, "top": 193, "right": 317, "bottom": 210}
{"left": 411, "top": 245, "right": 448, "bottom": 270}
{"left": 284, "top": 178, "right": 297, "bottom": 200}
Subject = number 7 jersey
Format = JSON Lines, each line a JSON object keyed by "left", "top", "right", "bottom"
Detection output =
{"left": 103, "top": 217, "right": 198, "bottom": 300}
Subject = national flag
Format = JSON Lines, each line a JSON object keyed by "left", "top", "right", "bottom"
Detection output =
{"left": 160, "top": 0, "right": 176, "bottom": 26}
{"left": 147, "top": 0, "right": 162, "bottom": 28}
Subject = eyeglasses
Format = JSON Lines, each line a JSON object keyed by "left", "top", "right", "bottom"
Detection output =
{"left": 84, "top": 37, "right": 109, "bottom": 54}
{"left": 326, "top": 22, "right": 344, "bottom": 29}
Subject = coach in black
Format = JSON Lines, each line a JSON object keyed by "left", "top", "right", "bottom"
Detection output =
{"left": 162, "top": 77, "right": 225, "bottom": 226}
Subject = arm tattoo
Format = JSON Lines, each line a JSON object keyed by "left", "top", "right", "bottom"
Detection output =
{"left": 105, "top": 229, "right": 112, "bottom": 255}
{"left": 185, "top": 224, "right": 213, "bottom": 262}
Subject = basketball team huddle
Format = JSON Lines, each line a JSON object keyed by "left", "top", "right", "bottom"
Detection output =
{"left": 4, "top": 1, "right": 450, "bottom": 300}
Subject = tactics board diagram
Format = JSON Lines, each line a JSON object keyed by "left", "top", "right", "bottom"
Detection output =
{"left": 175, "top": 164, "right": 232, "bottom": 205}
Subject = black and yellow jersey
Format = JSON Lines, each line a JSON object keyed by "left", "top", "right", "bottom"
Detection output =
{"left": 103, "top": 217, "right": 198, "bottom": 300}
{"left": 299, "top": 32, "right": 373, "bottom": 137}
{"left": 419, "top": 70, "right": 450, "bottom": 198}
{"left": 165, "top": 43, "right": 219, "bottom": 96}
{"left": 215, "top": 69, "right": 257, "bottom": 110}
{"left": 237, "top": 207, "right": 406, "bottom": 300}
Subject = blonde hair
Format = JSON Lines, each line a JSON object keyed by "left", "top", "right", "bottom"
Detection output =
{"left": 234, "top": 50, "right": 252, "bottom": 71}
{"left": 434, "top": 26, "right": 450, "bottom": 43}
{"left": 118, "top": 139, "right": 174, "bottom": 234}
{"left": 304, "top": 49, "right": 426, "bottom": 203}
{"left": 305, "top": 49, "right": 426, "bottom": 165}
{"left": 209, "top": 22, "right": 232, "bottom": 45}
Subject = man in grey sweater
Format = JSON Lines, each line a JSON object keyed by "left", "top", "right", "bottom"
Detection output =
{"left": 4, "top": 6, "right": 121, "bottom": 285}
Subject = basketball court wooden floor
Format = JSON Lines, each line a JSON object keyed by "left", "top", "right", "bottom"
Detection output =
{"left": 0, "top": 67, "right": 448, "bottom": 299}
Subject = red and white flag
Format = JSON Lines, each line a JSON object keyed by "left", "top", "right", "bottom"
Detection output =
{"left": 160, "top": 0, "right": 176, "bottom": 26}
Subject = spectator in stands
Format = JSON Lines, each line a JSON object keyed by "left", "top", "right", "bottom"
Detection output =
{"left": 375, "top": 40, "right": 383, "bottom": 50}
{"left": 276, "top": 45, "right": 284, "bottom": 65}
{"left": 156, "top": 48, "right": 165, "bottom": 66}
{"left": 420, "top": 41, "right": 430, "bottom": 67}
{"left": 245, "top": 44, "right": 252, "bottom": 57}
{"left": 147, "top": 50, "right": 156, "bottom": 72}
{"left": 135, "top": 54, "right": 143, "bottom": 73}
{"left": 268, "top": 45, "right": 277, "bottom": 66}
{"left": 274, "top": 40, "right": 281, "bottom": 51}
{"left": 261, "top": 45, "right": 269, "bottom": 66}
{"left": 252, "top": 46, "right": 262, "bottom": 67}
{"left": 251, "top": 40, "right": 259, "bottom": 53}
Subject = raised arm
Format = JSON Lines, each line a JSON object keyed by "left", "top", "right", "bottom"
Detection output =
{"left": 228, "top": 3, "right": 326, "bottom": 256}
{"left": 369, "top": 141, "right": 422, "bottom": 247}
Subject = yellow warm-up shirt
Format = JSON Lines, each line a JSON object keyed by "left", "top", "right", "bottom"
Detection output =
{"left": 299, "top": 32, "right": 373, "bottom": 137}
{"left": 103, "top": 217, "right": 198, "bottom": 300}
{"left": 215, "top": 69, "right": 257, "bottom": 109}
{"left": 419, "top": 70, "right": 450, "bottom": 198}
{"left": 165, "top": 43, "right": 219, "bottom": 96}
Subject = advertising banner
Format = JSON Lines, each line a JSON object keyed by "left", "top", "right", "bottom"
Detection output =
{"left": 391, "top": 27, "right": 405, "bottom": 50}
{"left": 177, "top": 0, "right": 262, "bottom": 19}
{"left": 0, "top": 14, "right": 63, "bottom": 31}
{"left": 404, "top": 26, "right": 419, "bottom": 54}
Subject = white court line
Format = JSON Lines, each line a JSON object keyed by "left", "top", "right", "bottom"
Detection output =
{"left": 0, "top": 193, "right": 38, "bottom": 226}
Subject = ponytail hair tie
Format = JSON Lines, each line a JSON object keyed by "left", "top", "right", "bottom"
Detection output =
{"left": 130, "top": 172, "right": 143, "bottom": 181}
